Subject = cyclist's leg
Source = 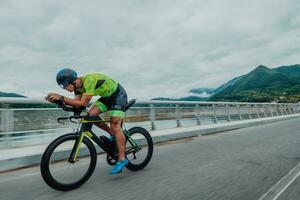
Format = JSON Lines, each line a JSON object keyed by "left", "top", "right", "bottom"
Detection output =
{"left": 89, "top": 99, "right": 113, "bottom": 135}
{"left": 110, "top": 115, "right": 125, "bottom": 160}
{"left": 109, "top": 84, "right": 129, "bottom": 174}
{"left": 110, "top": 84, "right": 128, "bottom": 161}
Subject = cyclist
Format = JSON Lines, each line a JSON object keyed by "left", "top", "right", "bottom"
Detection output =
{"left": 47, "top": 68, "right": 128, "bottom": 174}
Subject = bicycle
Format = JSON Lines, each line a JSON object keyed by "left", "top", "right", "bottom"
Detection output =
{"left": 40, "top": 99, "right": 153, "bottom": 191}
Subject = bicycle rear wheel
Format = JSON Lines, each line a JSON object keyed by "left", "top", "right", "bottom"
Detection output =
{"left": 40, "top": 133, "right": 97, "bottom": 191}
{"left": 125, "top": 127, "right": 153, "bottom": 171}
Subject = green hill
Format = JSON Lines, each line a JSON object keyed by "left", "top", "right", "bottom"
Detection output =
{"left": 151, "top": 96, "right": 209, "bottom": 101}
{"left": 210, "top": 64, "right": 300, "bottom": 102}
{"left": 0, "top": 92, "right": 26, "bottom": 98}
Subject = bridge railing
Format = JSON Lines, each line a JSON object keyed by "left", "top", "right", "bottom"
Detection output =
{"left": 0, "top": 98, "right": 299, "bottom": 149}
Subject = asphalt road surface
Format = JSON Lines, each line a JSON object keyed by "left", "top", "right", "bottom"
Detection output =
{"left": 1, "top": 117, "right": 300, "bottom": 200}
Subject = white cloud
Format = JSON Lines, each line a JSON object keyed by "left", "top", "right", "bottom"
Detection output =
{"left": 0, "top": 0, "right": 299, "bottom": 100}
{"left": 186, "top": 92, "right": 213, "bottom": 98}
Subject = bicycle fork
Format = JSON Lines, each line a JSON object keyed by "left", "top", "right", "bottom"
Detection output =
{"left": 68, "top": 131, "right": 93, "bottom": 163}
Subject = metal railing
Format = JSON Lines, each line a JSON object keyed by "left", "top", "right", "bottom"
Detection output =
{"left": 0, "top": 98, "right": 300, "bottom": 148}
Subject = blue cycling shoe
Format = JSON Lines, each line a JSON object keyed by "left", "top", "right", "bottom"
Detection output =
{"left": 110, "top": 159, "right": 129, "bottom": 175}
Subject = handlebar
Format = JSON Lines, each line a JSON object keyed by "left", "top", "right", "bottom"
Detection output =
{"left": 51, "top": 99, "right": 86, "bottom": 115}
{"left": 45, "top": 96, "right": 88, "bottom": 124}
{"left": 57, "top": 115, "right": 88, "bottom": 124}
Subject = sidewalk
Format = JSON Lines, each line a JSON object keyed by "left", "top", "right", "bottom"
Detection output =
{"left": 1, "top": 113, "right": 300, "bottom": 172}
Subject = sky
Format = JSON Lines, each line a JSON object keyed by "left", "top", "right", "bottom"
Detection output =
{"left": 0, "top": 0, "right": 300, "bottom": 100}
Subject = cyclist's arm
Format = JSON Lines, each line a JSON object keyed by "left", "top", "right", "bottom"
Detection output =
{"left": 75, "top": 94, "right": 82, "bottom": 100}
{"left": 63, "top": 75, "right": 96, "bottom": 107}
{"left": 63, "top": 95, "right": 92, "bottom": 107}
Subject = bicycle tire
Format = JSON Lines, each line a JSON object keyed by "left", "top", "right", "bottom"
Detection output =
{"left": 125, "top": 127, "right": 153, "bottom": 171}
{"left": 40, "top": 133, "right": 97, "bottom": 191}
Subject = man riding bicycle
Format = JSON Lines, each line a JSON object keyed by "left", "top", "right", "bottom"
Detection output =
{"left": 47, "top": 68, "right": 128, "bottom": 174}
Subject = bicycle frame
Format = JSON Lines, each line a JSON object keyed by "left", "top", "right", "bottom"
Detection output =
{"left": 68, "top": 117, "right": 140, "bottom": 163}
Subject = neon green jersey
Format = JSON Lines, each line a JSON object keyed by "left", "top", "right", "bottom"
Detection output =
{"left": 75, "top": 73, "right": 118, "bottom": 97}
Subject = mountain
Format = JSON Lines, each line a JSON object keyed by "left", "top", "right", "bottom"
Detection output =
{"left": 210, "top": 64, "right": 300, "bottom": 102}
{"left": 212, "top": 75, "right": 246, "bottom": 95}
{"left": 274, "top": 64, "right": 300, "bottom": 82}
{"left": 151, "top": 97, "right": 173, "bottom": 101}
{"left": 0, "top": 92, "right": 26, "bottom": 98}
{"left": 151, "top": 87, "right": 214, "bottom": 101}
{"left": 152, "top": 64, "right": 300, "bottom": 103}
{"left": 178, "top": 96, "right": 210, "bottom": 101}
{"left": 151, "top": 96, "right": 209, "bottom": 101}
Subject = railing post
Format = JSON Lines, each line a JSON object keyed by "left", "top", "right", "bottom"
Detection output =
{"left": 278, "top": 105, "right": 283, "bottom": 115}
{"left": 238, "top": 104, "right": 242, "bottom": 120}
{"left": 150, "top": 104, "right": 156, "bottom": 130}
{"left": 196, "top": 104, "right": 201, "bottom": 125}
{"left": 213, "top": 104, "right": 217, "bottom": 123}
{"left": 226, "top": 104, "right": 231, "bottom": 122}
{"left": 283, "top": 105, "right": 287, "bottom": 115}
{"left": 263, "top": 105, "right": 267, "bottom": 118}
{"left": 270, "top": 105, "right": 274, "bottom": 117}
{"left": 176, "top": 104, "right": 181, "bottom": 127}
{"left": 292, "top": 105, "right": 296, "bottom": 114}
{"left": 248, "top": 104, "right": 252, "bottom": 119}
{"left": 275, "top": 104, "right": 279, "bottom": 116}
{"left": 1, "top": 105, "right": 14, "bottom": 148}
{"left": 285, "top": 105, "right": 289, "bottom": 115}
{"left": 292, "top": 105, "right": 295, "bottom": 114}
{"left": 288, "top": 105, "right": 292, "bottom": 115}
{"left": 255, "top": 105, "right": 260, "bottom": 118}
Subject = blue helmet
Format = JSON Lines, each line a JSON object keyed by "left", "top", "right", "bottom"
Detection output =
{"left": 56, "top": 68, "right": 78, "bottom": 89}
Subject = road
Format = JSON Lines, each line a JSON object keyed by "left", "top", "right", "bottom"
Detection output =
{"left": 1, "top": 117, "right": 300, "bottom": 200}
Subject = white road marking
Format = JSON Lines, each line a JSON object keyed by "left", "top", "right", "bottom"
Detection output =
{"left": 258, "top": 161, "right": 300, "bottom": 200}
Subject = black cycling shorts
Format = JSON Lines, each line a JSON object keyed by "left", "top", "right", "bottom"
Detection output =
{"left": 94, "top": 84, "right": 128, "bottom": 118}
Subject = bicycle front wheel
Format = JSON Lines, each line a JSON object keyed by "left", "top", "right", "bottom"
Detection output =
{"left": 40, "top": 133, "right": 97, "bottom": 191}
